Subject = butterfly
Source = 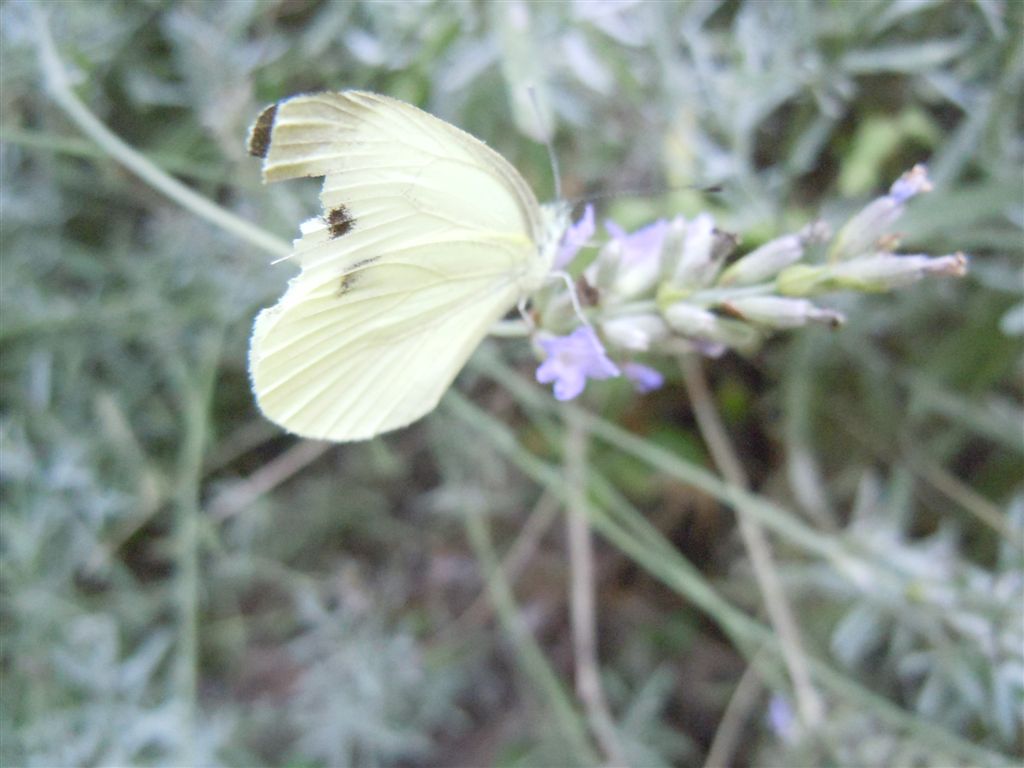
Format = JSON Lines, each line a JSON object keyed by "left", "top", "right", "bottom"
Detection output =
{"left": 247, "top": 91, "right": 568, "bottom": 441}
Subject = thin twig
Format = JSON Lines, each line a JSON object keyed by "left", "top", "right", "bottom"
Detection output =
{"left": 209, "top": 440, "right": 332, "bottom": 521}
{"left": 446, "top": 490, "right": 561, "bottom": 638}
{"left": 203, "top": 420, "right": 282, "bottom": 475}
{"left": 832, "top": 409, "right": 1023, "bottom": 550}
{"left": 566, "top": 409, "right": 632, "bottom": 767}
{"left": 702, "top": 659, "right": 765, "bottom": 768}
{"left": 462, "top": 502, "right": 600, "bottom": 764}
{"left": 907, "top": 446, "right": 1022, "bottom": 547}
{"left": 31, "top": 6, "right": 290, "bottom": 260}
{"left": 166, "top": 334, "right": 223, "bottom": 768}
{"left": 679, "top": 354, "right": 825, "bottom": 729}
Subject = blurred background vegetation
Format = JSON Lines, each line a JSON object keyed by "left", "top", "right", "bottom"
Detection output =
{"left": 1, "top": 1, "right": 1021, "bottom": 766}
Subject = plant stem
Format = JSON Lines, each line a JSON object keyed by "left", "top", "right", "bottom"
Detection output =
{"left": 31, "top": 6, "right": 290, "bottom": 261}
{"left": 462, "top": 505, "right": 599, "bottom": 765}
{"left": 702, "top": 659, "right": 765, "bottom": 768}
{"left": 565, "top": 409, "right": 631, "bottom": 767}
{"left": 679, "top": 353, "right": 825, "bottom": 729}
{"left": 209, "top": 440, "right": 331, "bottom": 521}
{"left": 445, "top": 490, "right": 560, "bottom": 640}
{"left": 167, "top": 333, "right": 222, "bottom": 767}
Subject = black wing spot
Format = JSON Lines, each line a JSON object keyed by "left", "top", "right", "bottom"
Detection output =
{"left": 247, "top": 103, "right": 278, "bottom": 158}
{"left": 326, "top": 205, "right": 356, "bottom": 239}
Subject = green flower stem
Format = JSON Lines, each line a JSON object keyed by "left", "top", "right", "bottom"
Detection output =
{"left": 701, "top": 658, "right": 767, "bottom": 768}
{"left": 565, "top": 410, "right": 632, "bottom": 767}
{"left": 678, "top": 352, "right": 824, "bottom": 728}
{"left": 0, "top": 125, "right": 238, "bottom": 184}
{"left": 31, "top": 7, "right": 290, "bottom": 261}
{"left": 441, "top": 491, "right": 561, "bottom": 643}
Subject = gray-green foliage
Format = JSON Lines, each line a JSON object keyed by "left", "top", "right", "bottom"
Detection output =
{"left": 2, "top": 1, "right": 1021, "bottom": 766}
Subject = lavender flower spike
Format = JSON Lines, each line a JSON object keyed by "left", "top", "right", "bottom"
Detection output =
{"left": 554, "top": 204, "right": 595, "bottom": 270}
{"left": 536, "top": 326, "right": 621, "bottom": 401}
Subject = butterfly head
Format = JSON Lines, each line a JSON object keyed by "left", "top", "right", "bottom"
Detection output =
{"left": 537, "top": 201, "right": 573, "bottom": 270}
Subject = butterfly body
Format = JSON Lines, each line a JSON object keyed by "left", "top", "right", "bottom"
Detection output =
{"left": 248, "top": 91, "right": 563, "bottom": 441}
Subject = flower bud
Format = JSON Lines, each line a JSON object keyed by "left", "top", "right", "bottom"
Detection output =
{"left": 719, "top": 234, "right": 804, "bottom": 287}
{"left": 663, "top": 302, "right": 761, "bottom": 352}
{"left": 659, "top": 215, "right": 687, "bottom": 277}
{"left": 722, "top": 296, "right": 845, "bottom": 329}
{"left": 718, "top": 221, "right": 829, "bottom": 287}
{"left": 888, "top": 164, "right": 933, "bottom": 203}
{"left": 671, "top": 212, "right": 716, "bottom": 288}
{"left": 830, "top": 252, "right": 967, "bottom": 291}
{"left": 663, "top": 302, "right": 719, "bottom": 336}
{"left": 828, "top": 165, "right": 932, "bottom": 262}
{"left": 586, "top": 239, "right": 624, "bottom": 293}
{"left": 601, "top": 313, "right": 670, "bottom": 351}
{"left": 777, "top": 253, "right": 968, "bottom": 295}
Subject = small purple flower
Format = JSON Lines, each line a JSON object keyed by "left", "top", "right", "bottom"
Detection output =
{"left": 589, "top": 218, "right": 669, "bottom": 298}
{"left": 555, "top": 204, "right": 595, "bottom": 269}
{"left": 536, "top": 326, "right": 621, "bottom": 401}
{"left": 623, "top": 362, "right": 664, "bottom": 394}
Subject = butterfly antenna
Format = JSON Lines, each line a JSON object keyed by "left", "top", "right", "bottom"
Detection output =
{"left": 565, "top": 183, "right": 723, "bottom": 208}
{"left": 526, "top": 85, "right": 562, "bottom": 201}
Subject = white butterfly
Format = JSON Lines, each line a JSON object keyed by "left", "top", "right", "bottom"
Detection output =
{"left": 248, "top": 91, "right": 568, "bottom": 442}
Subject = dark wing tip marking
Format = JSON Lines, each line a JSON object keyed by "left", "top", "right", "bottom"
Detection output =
{"left": 247, "top": 103, "right": 278, "bottom": 158}
{"left": 326, "top": 205, "right": 356, "bottom": 239}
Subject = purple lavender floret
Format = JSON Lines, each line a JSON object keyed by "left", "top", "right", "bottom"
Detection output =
{"left": 605, "top": 218, "right": 668, "bottom": 267}
{"left": 536, "top": 326, "right": 621, "bottom": 401}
